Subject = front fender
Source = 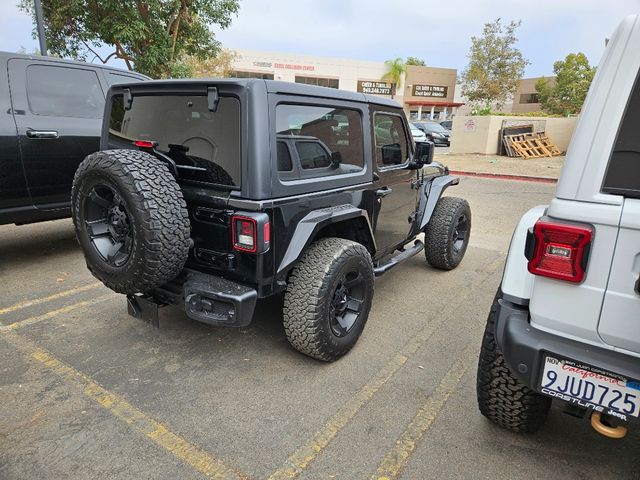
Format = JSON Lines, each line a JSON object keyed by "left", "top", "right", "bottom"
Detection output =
{"left": 417, "top": 174, "right": 460, "bottom": 231}
{"left": 276, "top": 205, "right": 375, "bottom": 276}
{"left": 501, "top": 205, "right": 547, "bottom": 305}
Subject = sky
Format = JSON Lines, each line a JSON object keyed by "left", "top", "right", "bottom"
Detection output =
{"left": 1, "top": 0, "right": 639, "bottom": 77}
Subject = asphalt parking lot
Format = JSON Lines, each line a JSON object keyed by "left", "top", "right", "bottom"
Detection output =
{"left": 1, "top": 176, "right": 639, "bottom": 480}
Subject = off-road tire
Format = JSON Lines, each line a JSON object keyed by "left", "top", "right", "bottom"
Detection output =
{"left": 72, "top": 149, "right": 190, "bottom": 295}
{"left": 476, "top": 289, "right": 551, "bottom": 433}
{"left": 283, "top": 238, "right": 374, "bottom": 361}
{"left": 424, "top": 196, "right": 471, "bottom": 270}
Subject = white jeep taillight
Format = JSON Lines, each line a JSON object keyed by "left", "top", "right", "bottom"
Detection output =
{"left": 231, "top": 213, "right": 270, "bottom": 253}
{"left": 526, "top": 220, "right": 593, "bottom": 283}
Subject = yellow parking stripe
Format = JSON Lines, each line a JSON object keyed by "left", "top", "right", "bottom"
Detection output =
{"left": 268, "top": 353, "right": 408, "bottom": 480}
{"left": 268, "top": 257, "right": 503, "bottom": 480}
{"left": 371, "top": 349, "right": 473, "bottom": 480}
{"left": 0, "top": 282, "right": 102, "bottom": 315}
{"left": 2, "top": 330, "right": 250, "bottom": 480}
{"left": 0, "top": 294, "right": 113, "bottom": 331}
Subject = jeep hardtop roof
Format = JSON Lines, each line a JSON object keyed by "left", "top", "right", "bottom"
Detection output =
{"left": 109, "top": 78, "right": 403, "bottom": 109}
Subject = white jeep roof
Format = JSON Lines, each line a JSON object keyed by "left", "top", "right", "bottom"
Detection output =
{"left": 555, "top": 14, "right": 640, "bottom": 205}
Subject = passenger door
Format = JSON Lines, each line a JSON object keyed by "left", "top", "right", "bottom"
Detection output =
{"left": 370, "top": 110, "right": 419, "bottom": 258}
{"left": 8, "top": 59, "right": 105, "bottom": 208}
{"left": 599, "top": 71, "right": 640, "bottom": 355}
{"left": 0, "top": 60, "right": 28, "bottom": 212}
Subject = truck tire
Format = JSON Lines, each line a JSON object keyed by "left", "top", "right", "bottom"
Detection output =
{"left": 476, "top": 290, "right": 551, "bottom": 433}
{"left": 283, "top": 238, "right": 374, "bottom": 361}
{"left": 424, "top": 196, "right": 471, "bottom": 270}
{"left": 71, "top": 149, "right": 191, "bottom": 295}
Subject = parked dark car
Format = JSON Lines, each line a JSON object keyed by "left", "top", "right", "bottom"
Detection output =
{"left": 71, "top": 79, "right": 472, "bottom": 361}
{"left": 440, "top": 120, "right": 452, "bottom": 130}
{"left": 0, "top": 52, "right": 148, "bottom": 225}
{"left": 413, "top": 121, "right": 451, "bottom": 146}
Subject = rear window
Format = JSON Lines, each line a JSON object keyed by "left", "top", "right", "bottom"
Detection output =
{"left": 602, "top": 69, "right": 640, "bottom": 197}
{"left": 108, "top": 94, "right": 240, "bottom": 188}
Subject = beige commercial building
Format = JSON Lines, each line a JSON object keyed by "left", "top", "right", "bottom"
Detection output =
{"left": 230, "top": 49, "right": 463, "bottom": 120}
{"left": 511, "top": 76, "right": 556, "bottom": 113}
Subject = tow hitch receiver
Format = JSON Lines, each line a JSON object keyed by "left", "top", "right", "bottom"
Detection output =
{"left": 590, "top": 412, "right": 628, "bottom": 439}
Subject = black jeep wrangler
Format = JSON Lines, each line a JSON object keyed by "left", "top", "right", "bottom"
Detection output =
{"left": 71, "top": 79, "right": 471, "bottom": 361}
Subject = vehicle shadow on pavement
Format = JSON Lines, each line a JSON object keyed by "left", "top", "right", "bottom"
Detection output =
{"left": 0, "top": 220, "right": 79, "bottom": 271}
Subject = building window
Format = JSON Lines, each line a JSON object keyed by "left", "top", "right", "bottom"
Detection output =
{"left": 295, "top": 76, "right": 339, "bottom": 89}
{"left": 230, "top": 71, "right": 274, "bottom": 79}
{"left": 519, "top": 93, "right": 539, "bottom": 104}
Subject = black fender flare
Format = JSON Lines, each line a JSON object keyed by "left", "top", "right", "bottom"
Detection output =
{"left": 276, "top": 205, "right": 376, "bottom": 276}
{"left": 417, "top": 174, "right": 460, "bottom": 232}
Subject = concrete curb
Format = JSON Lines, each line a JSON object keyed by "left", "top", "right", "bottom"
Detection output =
{"left": 449, "top": 170, "right": 557, "bottom": 184}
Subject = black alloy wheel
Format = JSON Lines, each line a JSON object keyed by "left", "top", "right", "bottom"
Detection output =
{"left": 329, "top": 269, "right": 366, "bottom": 338}
{"left": 451, "top": 212, "right": 470, "bottom": 254}
{"left": 84, "top": 184, "right": 134, "bottom": 268}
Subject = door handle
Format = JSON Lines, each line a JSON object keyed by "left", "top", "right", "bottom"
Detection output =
{"left": 26, "top": 129, "right": 59, "bottom": 139}
{"left": 376, "top": 187, "right": 393, "bottom": 198}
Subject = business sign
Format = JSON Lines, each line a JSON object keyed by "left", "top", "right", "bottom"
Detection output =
{"left": 252, "top": 61, "right": 315, "bottom": 71}
{"left": 412, "top": 84, "right": 448, "bottom": 98}
{"left": 357, "top": 80, "right": 392, "bottom": 95}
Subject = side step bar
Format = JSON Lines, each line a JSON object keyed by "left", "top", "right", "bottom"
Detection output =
{"left": 373, "top": 240, "right": 424, "bottom": 277}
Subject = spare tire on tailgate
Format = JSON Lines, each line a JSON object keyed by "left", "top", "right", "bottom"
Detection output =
{"left": 71, "top": 149, "right": 191, "bottom": 295}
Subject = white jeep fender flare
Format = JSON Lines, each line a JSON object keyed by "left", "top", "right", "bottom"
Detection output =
{"left": 501, "top": 205, "right": 547, "bottom": 305}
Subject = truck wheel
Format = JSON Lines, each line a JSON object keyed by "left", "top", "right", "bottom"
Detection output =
{"left": 476, "top": 290, "right": 551, "bottom": 433}
{"left": 424, "top": 196, "right": 471, "bottom": 270}
{"left": 72, "top": 149, "right": 191, "bottom": 295}
{"left": 283, "top": 238, "right": 374, "bottom": 361}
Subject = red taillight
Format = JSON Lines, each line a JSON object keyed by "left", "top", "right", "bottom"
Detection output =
{"left": 232, "top": 216, "right": 257, "bottom": 252}
{"left": 133, "top": 140, "right": 156, "bottom": 148}
{"left": 527, "top": 220, "right": 593, "bottom": 283}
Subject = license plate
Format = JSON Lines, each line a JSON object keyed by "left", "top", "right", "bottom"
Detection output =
{"left": 540, "top": 356, "right": 640, "bottom": 420}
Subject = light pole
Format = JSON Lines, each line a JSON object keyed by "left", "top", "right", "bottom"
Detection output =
{"left": 34, "top": 0, "right": 47, "bottom": 56}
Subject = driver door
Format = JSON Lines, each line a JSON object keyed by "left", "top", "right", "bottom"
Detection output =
{"left": 370, "top": 110, "right": 419, "bottom": 258}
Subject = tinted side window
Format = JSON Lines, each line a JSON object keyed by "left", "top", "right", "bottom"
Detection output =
{"left": 276, "top": 104, "right": 364, "bottom": 180}
{"left": 602, "top": 70, "right": 640, "bottom": 196}
{"left": 277, "top": 141, "right": 293, "bottom": 171}
{"left": 26, "top": 65, "right": 103, "bottom": 118}
{"left": 296, "top": 141, "right": 331, "bottom": 169}
{"left": 374, "top": 113, "right": 409, "bottom": 166}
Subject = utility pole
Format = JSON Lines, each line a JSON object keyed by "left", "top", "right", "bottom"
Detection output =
{"left": 34, "top": 0, "right": 47, "bottom": 56}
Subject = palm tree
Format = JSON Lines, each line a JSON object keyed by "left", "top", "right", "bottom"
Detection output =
{"left": 382, "top": 57, "right": 405, "bottom": 99}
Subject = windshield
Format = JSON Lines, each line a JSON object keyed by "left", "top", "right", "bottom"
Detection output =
{"left": 419, "top": 122, "right": 447, "bottom": 133}
{"left": 108, "top": 94, "right": 241, "bottom": 188}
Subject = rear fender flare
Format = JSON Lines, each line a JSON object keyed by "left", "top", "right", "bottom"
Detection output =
{"left": 276, "top": 205, "right": 375, "bottom": 277}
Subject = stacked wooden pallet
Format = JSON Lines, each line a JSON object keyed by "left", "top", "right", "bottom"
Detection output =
{"left": 503, "top": 132, "right": 562, "bottom": 158}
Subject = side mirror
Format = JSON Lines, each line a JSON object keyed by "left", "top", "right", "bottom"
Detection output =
{"left": 414, "top": 141, "right": 434, "bottom": 166}
{"left": 330, "top": 151, "right": 342, "bottom": 169}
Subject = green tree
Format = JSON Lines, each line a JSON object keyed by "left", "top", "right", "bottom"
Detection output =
{"left": 406, "top": 56, "right": 426, "bottom": 66}
{"left": 535, "top": 53, "right": 595, "bottom": 115}
{"left": 18, "top": 0, "right": 240, "bottom": 79}
{"left": 184, "top": 48, "right": 238, "bottom": 78}
{"left": 382, "top": 57, "right": 405, "bottom": 98}
{"left": 461, "top": 18, "right": 529, "bottom": 109}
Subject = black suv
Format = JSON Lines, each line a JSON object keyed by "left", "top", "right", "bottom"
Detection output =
{"left": 71, "top": 80, "right": 471, "bottom": 361}
{"left": 0, "top": 52, "right": 147, "bottom": 225}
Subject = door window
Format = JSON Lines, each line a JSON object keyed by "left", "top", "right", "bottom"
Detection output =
{"left": 26, "top": 65, "right": 104, "bottom": 118}
{"left": 374, "top": 113, "right": 409, "bottom": 167}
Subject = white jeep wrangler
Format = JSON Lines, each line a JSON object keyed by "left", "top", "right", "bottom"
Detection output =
{"left": 476, "top": 15, "right": 640, "bottom": 439}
